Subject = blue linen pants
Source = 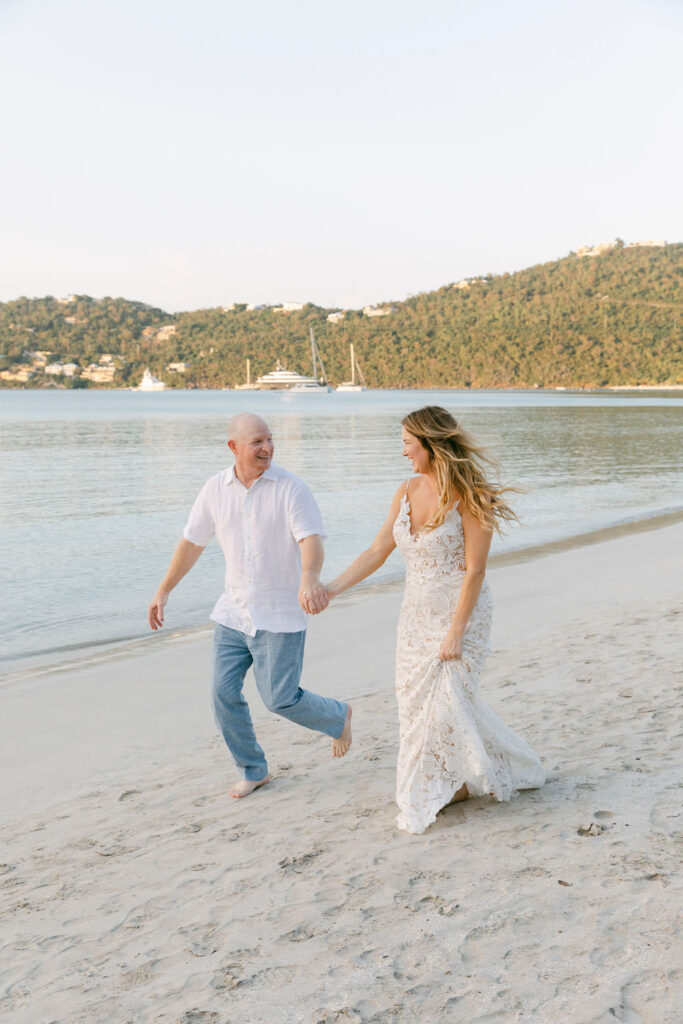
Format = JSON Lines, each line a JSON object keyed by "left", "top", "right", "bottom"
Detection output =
{"left": 212, "top": 624, "right": 348, "bottom": 781}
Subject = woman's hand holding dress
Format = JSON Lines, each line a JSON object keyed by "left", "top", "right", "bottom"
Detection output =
{"left": 439, "top": 629, "right": 463, "bottom": 661}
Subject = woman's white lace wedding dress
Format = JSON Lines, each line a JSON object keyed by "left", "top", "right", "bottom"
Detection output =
{"left": 393, "top": 491, "right": 546, "bottom": 834}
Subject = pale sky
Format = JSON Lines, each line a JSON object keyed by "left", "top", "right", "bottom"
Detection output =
{"left": 1, "top": 0, "right": 681, "bottom": 312}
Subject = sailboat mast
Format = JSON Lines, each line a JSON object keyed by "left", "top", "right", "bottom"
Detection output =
{"left": 246, "top": 358, "right": 251, "bottom": 386}
{"left": 310, "top": 327, "right": 328, "bottom": 384}
{"left": 350, "top": 343, "right": 355, "bottom": 385}
{"left": 310, "top": 327, "right": 318, "bottom": 380}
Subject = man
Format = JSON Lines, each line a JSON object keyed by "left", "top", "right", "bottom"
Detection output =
{"left": 147, "top": 412, "right": 352, "bottom": 798}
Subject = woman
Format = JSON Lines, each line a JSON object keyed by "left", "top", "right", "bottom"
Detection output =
{"left": 325, "top": 406, "right": 545, "bottom": 834}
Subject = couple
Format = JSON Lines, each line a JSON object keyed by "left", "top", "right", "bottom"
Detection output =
{"left": 148, "top": 407, "right": 545, "bottom": 835}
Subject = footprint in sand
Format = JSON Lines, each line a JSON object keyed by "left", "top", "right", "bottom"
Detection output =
{"left": 282, "top": 923, "right": 316, "bottom": 942}
{"left": 210, "top": 965, "right": 243, "bottom": 991}
{"left": 186, "top": 941, "right": 219, "bottom": 957}
{"left": 577, "top": 822, "right": 604, "bottom": 836}
{"left": 278, "top": 849, "right": 324, "bottom": 873}
{"left": 95, "top": 845, "right": 135, "bottom": 857}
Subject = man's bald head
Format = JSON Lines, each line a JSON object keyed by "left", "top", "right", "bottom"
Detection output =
{"left": 227, "top": 412, "right": 270, "bottom": 442}
{"left": 227, "top": 413, "right": 274, "bottom": 484}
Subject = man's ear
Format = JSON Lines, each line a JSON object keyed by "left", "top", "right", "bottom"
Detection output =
{"left": 227, "top": 439, "right": 238, "bottom": 456}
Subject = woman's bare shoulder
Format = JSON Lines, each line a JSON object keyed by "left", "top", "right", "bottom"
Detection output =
{"left": 392, "top": 479, "right": 412, "bottom": 501}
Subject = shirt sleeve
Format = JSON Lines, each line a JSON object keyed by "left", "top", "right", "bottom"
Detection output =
{"left": 183, "top": 480, "right": 215, "bottom": 547}
{"left": 288, "top": 480, "right": 327, "bottom": 542}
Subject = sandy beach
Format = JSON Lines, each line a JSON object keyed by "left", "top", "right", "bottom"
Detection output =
{"left": 1, "top": 521, "right": 681, "bottom": 1024}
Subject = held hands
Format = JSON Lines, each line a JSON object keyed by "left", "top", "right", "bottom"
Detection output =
{"left": 148, "top": 591, "right": 168, "bottom": 630}
{"left": 298, "top": 578, "right": 330, "bottom": 615}
{"left": 439, "top": 629, "right": 463, "bottom": 661}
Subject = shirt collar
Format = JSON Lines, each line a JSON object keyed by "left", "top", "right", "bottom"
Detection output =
{"left": 226, "top": 463, "right": 278, "bottom": 486}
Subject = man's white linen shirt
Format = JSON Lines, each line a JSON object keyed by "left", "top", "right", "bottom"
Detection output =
{"left": 182, "top": 463, "right": 326, "bottom": 635}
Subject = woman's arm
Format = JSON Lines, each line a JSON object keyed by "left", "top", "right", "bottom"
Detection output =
{"left": 439, "top": 505, "right": 492, "bottom": 661}
{"left": 325, "top": 484, "right": 404, "bottom": 599}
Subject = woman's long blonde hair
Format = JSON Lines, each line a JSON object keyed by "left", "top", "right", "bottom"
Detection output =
{"left": 402, "top": 406, "right": 517, "bottom": 532}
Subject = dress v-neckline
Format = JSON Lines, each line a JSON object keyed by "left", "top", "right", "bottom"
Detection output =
{"left": 401, "top": 492, "right": 460, "bottom": 540}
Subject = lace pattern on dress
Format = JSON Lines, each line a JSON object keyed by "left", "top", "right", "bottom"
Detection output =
{"left": 392, "top": 491, "right": 545, "bottom": 834}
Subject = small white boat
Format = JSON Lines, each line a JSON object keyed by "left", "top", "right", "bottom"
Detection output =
{"left": 289, "top": 379, "right": 333, "bottom": 394}
{"left": 137, "top": 368, "right": 166, "bottom": 391}
{"left": 336, "top": 344, "right": 367, "bottom": 391}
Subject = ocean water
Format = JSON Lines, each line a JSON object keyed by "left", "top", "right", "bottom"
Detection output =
{"left": 1, "top": 387, "right": 682, "bottom": 669}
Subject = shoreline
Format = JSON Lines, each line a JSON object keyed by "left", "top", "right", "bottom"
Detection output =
{"left": 2, "top": 383, "right": 683, "bottom": 393}
{"left": 3, "top": 503, "right": 682, "bottom": 685}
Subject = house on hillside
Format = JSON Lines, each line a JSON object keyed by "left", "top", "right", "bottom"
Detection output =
{"left": 273, "top": 302, "right": 305, "bottom": 313}
{"left": 624, "top": 240, "right": 666, "bottom": 249}
{"left": 362, "top": 304, "right": 397, "bottom": 318}
{"left": 575, "top": 241, "right": 618, "bottom": 258}
{"left": 29, "top": 351, "right": 52, "bottom": 365}
{"left": 81, "top": 364, "right": 117, "bottom": 384}
{"left": 1, "top": 365, "right": 35, "bottom": 382}
{"left": 155, "top": 325, "right": 177, "bottom": 342}
{"left": 141, "top": 324, "right": 177, "bottom": 342}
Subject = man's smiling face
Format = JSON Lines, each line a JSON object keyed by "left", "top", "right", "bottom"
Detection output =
{"left": 229, "top": 415, "right": 274, "bottom": 479}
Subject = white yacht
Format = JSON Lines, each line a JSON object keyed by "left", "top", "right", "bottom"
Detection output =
{"left": 256, "top": 329, "right": 332, "bottom": 392}
{"left": 137, "top": 368, "right": 166, "bottom": 391}
{"left": 336, "top": 344, "right": 367, "bottom": 391}
{"left": 255, "top": 363, "right": 321, "bottom": 390}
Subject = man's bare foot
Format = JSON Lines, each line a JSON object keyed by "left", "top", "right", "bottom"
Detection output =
{"left": 447, "top": 782, "right": 469, "bottom": 805}
{"left": 332, "top": 705, "right": 352, "bottom": 758}
{"left": 230, "top": 775, "right": 271, "bottom": 799}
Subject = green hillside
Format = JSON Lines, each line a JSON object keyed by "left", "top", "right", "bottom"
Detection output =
{"left": 1, "top": 242, "right": 681, "bottom": 388}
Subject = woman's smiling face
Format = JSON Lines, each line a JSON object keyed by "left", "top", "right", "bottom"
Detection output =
{"left": 401, "top": 428, "right": 430, "bottom": 474}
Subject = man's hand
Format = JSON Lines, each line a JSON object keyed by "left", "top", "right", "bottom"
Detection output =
{"left": 148, "top": 591, "right": 168, "bottom": 630}
{"left": 297, "top": 535, "right": 328, "bottom": 615}
{"left": 147, "top": 539, "right": 204, "bottom": 632}
{"left": 298, "top": 580, "right": 329, "bottom": 615}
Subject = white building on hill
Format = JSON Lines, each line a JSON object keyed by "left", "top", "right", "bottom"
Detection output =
{"left": 362, "top": 304, "right": 397, "bottom": 318}
{"left": 273, "top": 302, "right": 305, "bottom": 313}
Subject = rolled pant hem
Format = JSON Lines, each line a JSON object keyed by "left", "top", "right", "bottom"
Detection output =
{"left": 331, "top": 702, "right": 349, "bottom": 739}
{"left": 244, "top": 767, "right": 269, "bottom": 781}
